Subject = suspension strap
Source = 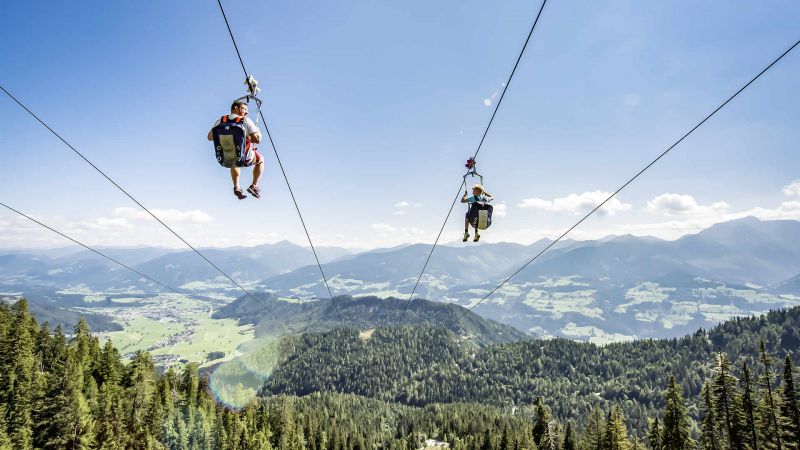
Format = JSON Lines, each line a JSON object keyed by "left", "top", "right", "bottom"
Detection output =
{"left": 463, "top": 157, "right": 484, "bottom": 184}
{"left": 233, "top": 75, "right": 265, "bottom": 131}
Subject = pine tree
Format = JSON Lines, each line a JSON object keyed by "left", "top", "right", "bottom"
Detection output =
{"left": 713, "top": 352, "right": 750, "bottom": 450}
{"left": 700, "top": 383, "right": 720, "bottom": 450}
{"left": 631, "top": 437, "right": 648, "bottom": 450}
{"left": 97, "top": 340, "right": 121, "bottom": 388}
{"left": 124, "top": 351, "right": 158, "bottom": 444}
{"left": 759, "top": 340, "right": 783, "bottom": 450}
{"left": 71, "top": 319, "right": 94, "bottom": 378}
{"left": 0, "top": 405, "right": 12, "bottom": 449}
{"left": 35, "top": 322, "right": 53, "bottom": 373}
{"left": 34, "top": 348, "right": 94, "bottom": 449}
{"left": 271, "top": 397, "right": 303, "bottom": 450}
{"left": 482, "top": 428, "right": 494, "bottom": 450}
{"left": 564, "top": 422, "right": 577, "bottom": 450}
{"left": 146, "top": 388, "right": 164, "bottom": 446}
{"left": 533, "top": 397, "right": 552, "bottom": 448}
{"left": 252, "top": 429, "right": 272, "bottom": 450}
{"left": 190, "top": 407, "right": 214, "bottom": 450}
{"left": 213, "top": 413, "right": 228, "bottom": 450}
{"left": 662, "top": 376, "right": 693, "bottom": 450}
{"left": 168, "top": 409, "right": 190, "bottom": 450}
{"left": 0, "top": 299, "right": 36, "bottom": 449}
{"left": 646, "top": 418, "right": 662, "bottom": 450}
{"left": 583, "top": 405, "right": 606, "bottom": 450}
{"left": 181, "top": 363, "right": 200, "bottom": 408}
{"left": 500, "top": 424, "right": 513, "bottom": 450}
{"left": 160, "top": 367, "right": 176, "bottom": 417}
{"left": 758, "top": 391, "right": 785, "bottom": 450}
{"left": 95, "top": 382, "right": 125, "bottom": 450}
{"left": 743, "top": 362, "right": 760, "bottom": 450}
{"left": 604, "top": 406, "right": 631, "bottom": 450}
{"left": 313, "top": 426, "right": 326, "bottom": 450}
{"left": 543, "top": 420, "right": 562, "bottom": 450}
{"left": 780, "top": 356, "right": 800, "bottom": 449}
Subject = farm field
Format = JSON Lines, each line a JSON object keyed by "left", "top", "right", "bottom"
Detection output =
{"left": 93, "top": 294, "right": 255, "bottom": 367}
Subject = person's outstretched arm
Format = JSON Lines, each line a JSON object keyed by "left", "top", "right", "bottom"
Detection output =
{"left": 245, "top": 117, "right": 262, "bottom": 144}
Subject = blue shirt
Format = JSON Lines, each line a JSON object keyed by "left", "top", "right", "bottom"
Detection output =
{"left": 465, "top": 194, "right": 490, "bottom": 204}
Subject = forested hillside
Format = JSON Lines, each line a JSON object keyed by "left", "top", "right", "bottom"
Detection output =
{"left": 213, "top": 294, "right": 528, "bottom": 345}
{"left": 2, "top": 298, "right": 800, "bottom": 449}
{"left": 263, "top": 307, "right": 800, "bottom": 432}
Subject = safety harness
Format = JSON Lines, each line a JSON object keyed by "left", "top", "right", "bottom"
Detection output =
{"left": 463, "top": 157, "right": 493, "bottom": 230}
{"left": 211, "top": 76, "right": 264, "bottom": 168}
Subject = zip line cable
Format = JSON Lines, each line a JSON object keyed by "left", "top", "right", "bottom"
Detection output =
{"left": 0, "top": 86, "right": 295, "bottom": 330}
{"left": 0, "top": 201, "right": 313, "bottom": 335}
{"left": 443, "top": 37, "right": 800, "bottom": 330}
{"left": 396, "top": 0, "right": 549, "bottom": 326}
{"left": 215, "top": 0, "right": 344, "bottom": 326}
{"left": 0, "top": 201, "right": 186, "bottom": 297}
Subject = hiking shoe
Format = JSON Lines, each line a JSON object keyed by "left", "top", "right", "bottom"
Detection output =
{"left": 462, "top": 231, "right": 470, "bottom": 242}
{"left": 473, "top": 233, "right": 480, "bottom": 242}
{"left": 233, "top": 187, "right": 247, "bottom": 200}
{"left": 247, "top": 185, "right": 261, "bottom": 199}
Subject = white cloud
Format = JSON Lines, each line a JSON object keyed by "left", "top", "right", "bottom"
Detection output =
{"left": 783, "top": 180, "right": 800, "bottom": 196}
{"left": 113, "top": 207, "right": 213, "bottom": 223}
{"left": 517, "top": 191, "right": 631, "bottom": 216}
{"left": 0, "top": 213, "right": 135, "bottom": 249}
{"left": 517, "top": 198, "right": 552, "bottom": 209}
{"left": 737, "top": 201, "right": 800, "bottom": 221}
{"left": 369, "top": 223, "right": 426, "bottom": 246}
{"left": 392, "top": 200, "right": 422, "bottom": 216}
{"left": 493, "top": 203, "right": 507, "bottom": 218}
{"left": 0, "top": 205, "right": 226, "bottom": 250}
{"left": 623, "top": 201, "right": 800, "bottom": 240}
{"left": 645, "top": 193, "right": 730, "bottom": 218}
{"left": 371, "top": 223, "right": 397, "bottom": 234}
{"left": 82, "top": 217, "right": 132, "bottom": 230}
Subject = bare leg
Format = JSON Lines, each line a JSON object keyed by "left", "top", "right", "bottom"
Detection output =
{"left": 230, "top": 167, "right": 241, "bottom": 188}
{"left": 464, "top": 217, "right": 469, "bottom": 231}
{"left": 252, "top": 160, "right": 264, "bottom": 187}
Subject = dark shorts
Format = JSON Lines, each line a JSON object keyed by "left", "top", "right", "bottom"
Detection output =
{"left": 465, "top": 203, "right": 475, "bottom": 218}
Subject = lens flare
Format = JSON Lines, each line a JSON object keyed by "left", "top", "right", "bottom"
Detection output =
{"left": 208, "top": 335, "right": 286, "bottom": 408}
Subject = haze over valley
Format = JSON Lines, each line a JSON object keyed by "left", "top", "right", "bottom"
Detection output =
{"left": 3, "top": 217, "right": 800, "bottom": 368}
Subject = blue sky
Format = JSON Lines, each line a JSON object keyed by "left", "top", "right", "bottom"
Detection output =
{"left": 1, "top": 0, "right": 799, "bottom": 250}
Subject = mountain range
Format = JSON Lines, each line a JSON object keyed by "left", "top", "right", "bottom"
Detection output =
{"left": 2, "top": 217, "right": 800, "bottom": 341}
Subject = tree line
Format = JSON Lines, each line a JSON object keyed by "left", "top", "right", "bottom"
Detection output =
{"left": 262, "top": 308, "right": 800, "bottom": 432}
{"left": 2, "top": 298, "right": 800, "bottom": 449}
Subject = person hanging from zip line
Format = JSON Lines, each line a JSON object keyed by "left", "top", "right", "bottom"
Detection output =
{"left": 207, "top": 99, "right": 264, "bottom": 200}
{"left": 461, "top": 183, "right": 494, "bottom": 242}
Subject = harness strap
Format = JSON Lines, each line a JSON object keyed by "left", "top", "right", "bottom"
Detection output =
{"left": 220, "top": 115, "right": 245, "bottom": 125}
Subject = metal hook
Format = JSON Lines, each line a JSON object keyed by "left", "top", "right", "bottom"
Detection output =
{"left": 244, "top": 75, "right": 261, "bottom": 97}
